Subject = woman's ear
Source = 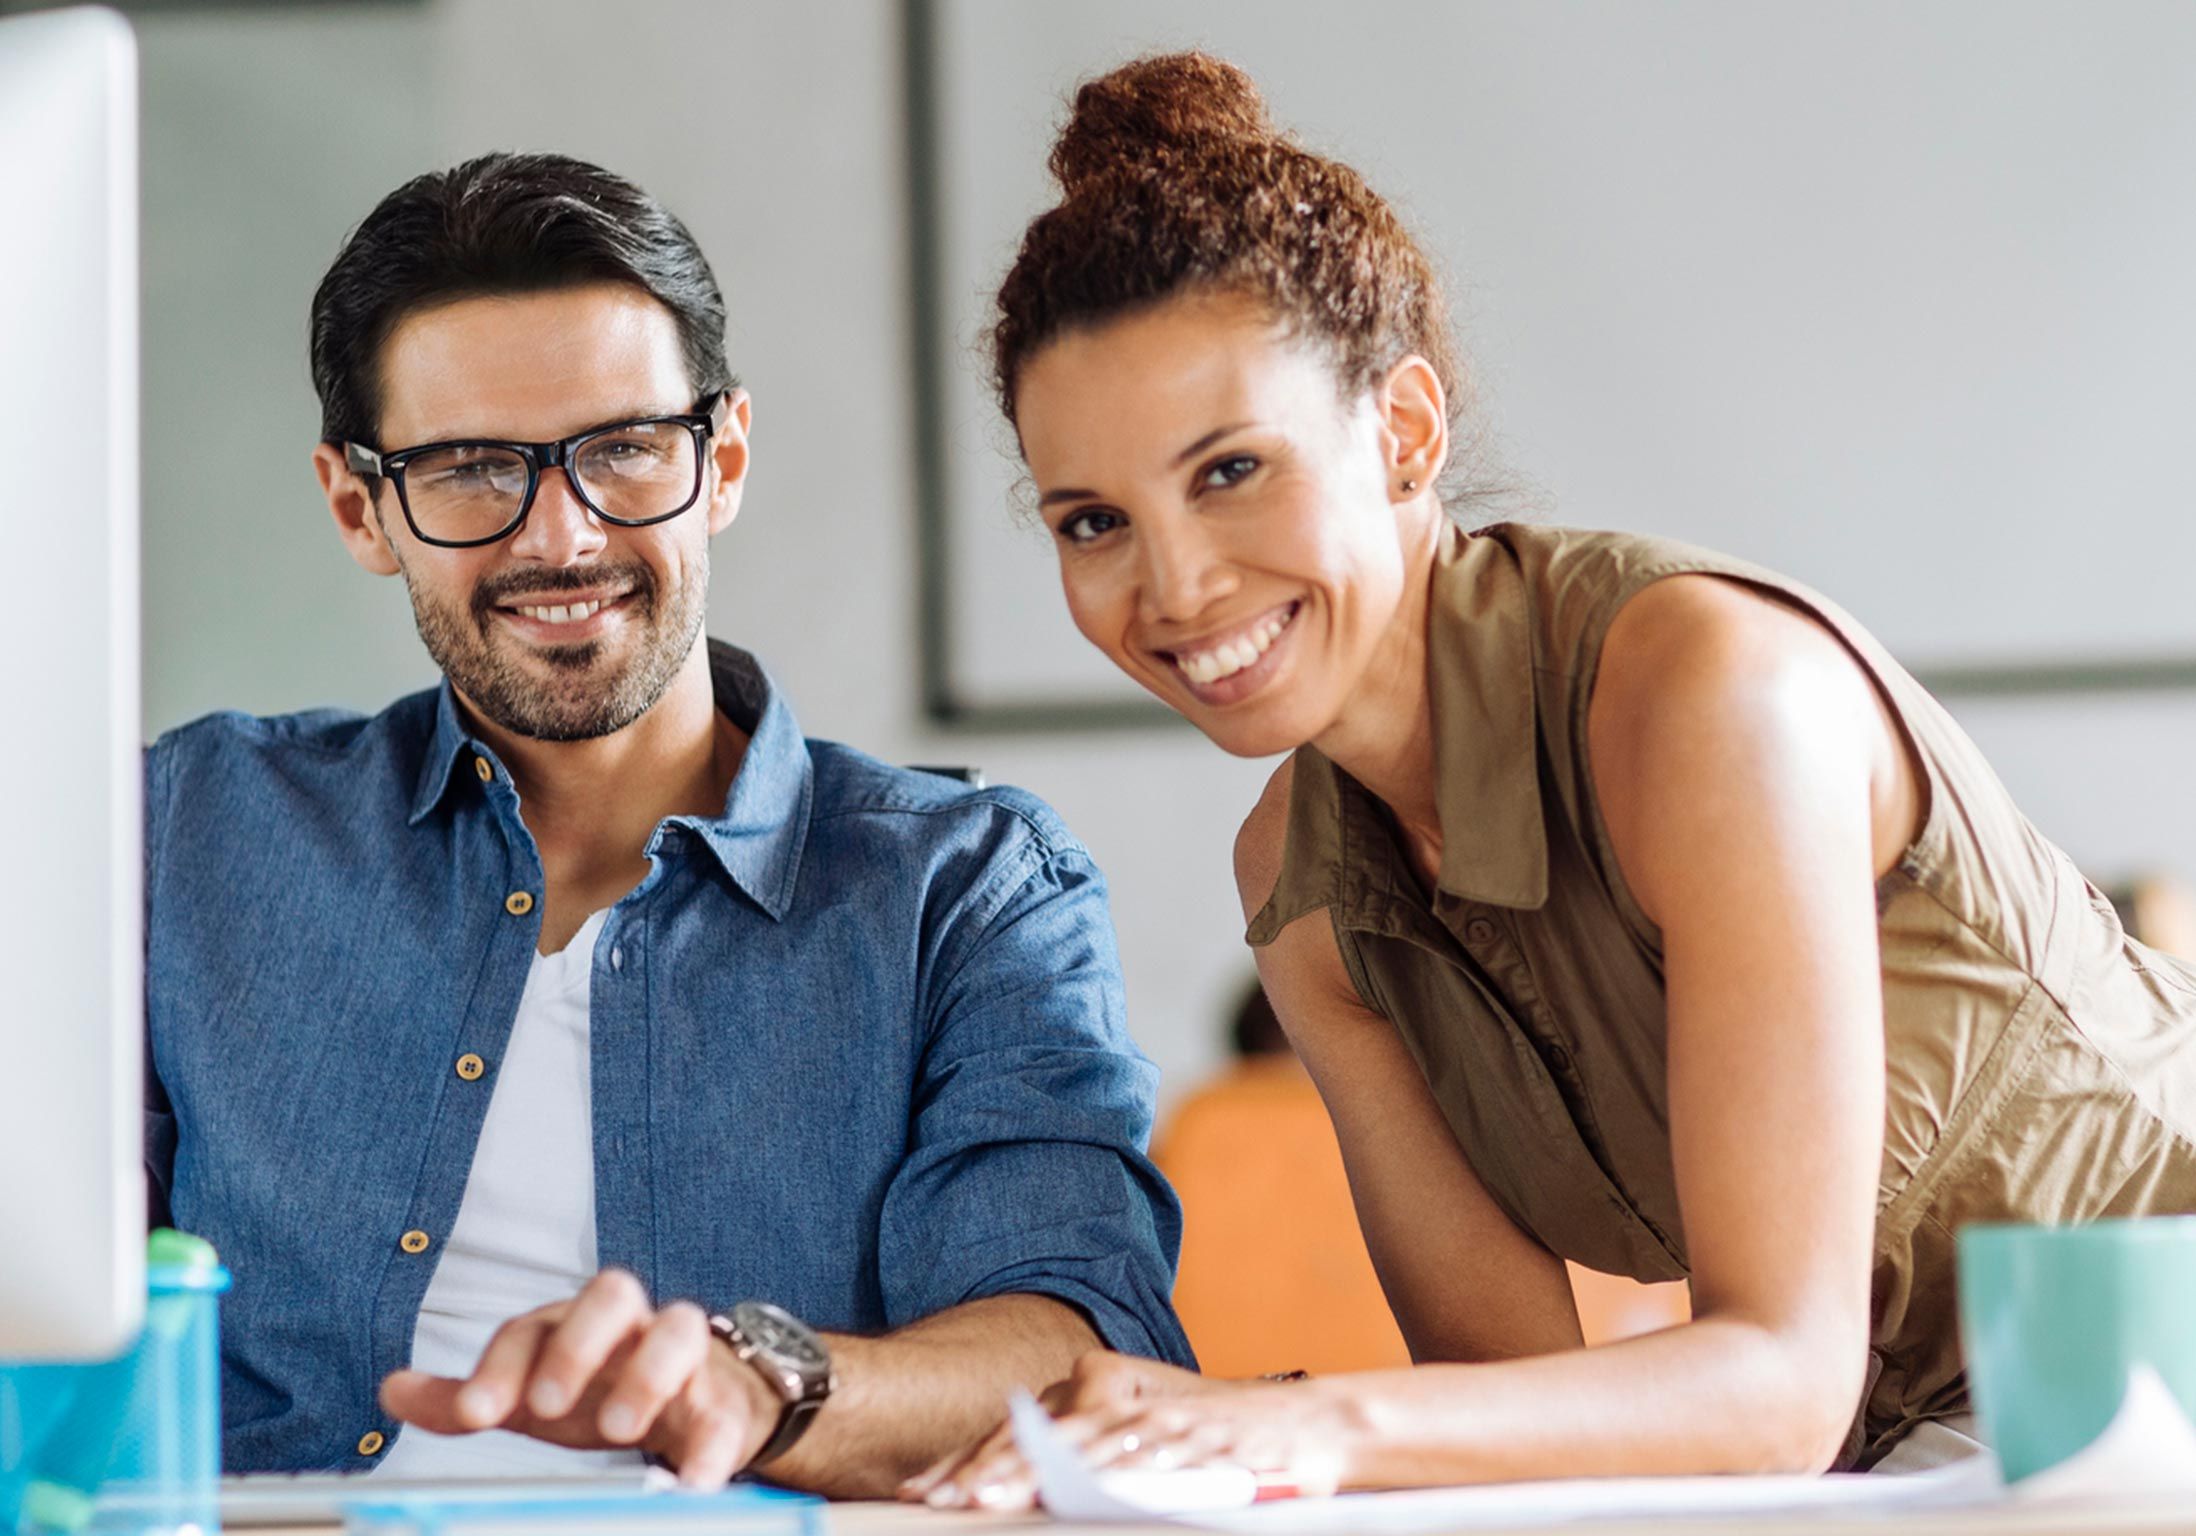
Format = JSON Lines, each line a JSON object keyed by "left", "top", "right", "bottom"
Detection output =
{"left": 1377, "top": 355, "right": 1448, "bottom": 502}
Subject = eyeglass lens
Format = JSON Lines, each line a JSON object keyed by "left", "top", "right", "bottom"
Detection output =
{"left": 399, "top": 422, "right": 700, "bottom": 542}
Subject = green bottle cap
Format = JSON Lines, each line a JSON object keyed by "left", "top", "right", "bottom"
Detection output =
{"left": 146, "top": 1227, "right": 219, "bottom": 1271}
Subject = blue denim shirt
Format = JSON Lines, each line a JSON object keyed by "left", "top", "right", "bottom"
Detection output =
{"left": 144, "top": 641, "right": 1192, "bottom": 1473}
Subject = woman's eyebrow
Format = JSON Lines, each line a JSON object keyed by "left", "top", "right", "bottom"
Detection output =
{"left": 1172, "top": 421, "right": 1252, "bottom": 466}
{"left": 1036, "top": 420, "right": 1257, "bottom": 508}
{"left": 1037, "top": 484, "right": 1100, "bottom": 510}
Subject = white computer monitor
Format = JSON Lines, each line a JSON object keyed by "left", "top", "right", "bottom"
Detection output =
{"left": 0, "top": 4, "right": 144, "bottom": 1360}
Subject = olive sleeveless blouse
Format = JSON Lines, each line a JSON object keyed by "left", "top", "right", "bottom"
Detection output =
{"left": 1246, "top": 523, "right": 2196, "bottom": 1468}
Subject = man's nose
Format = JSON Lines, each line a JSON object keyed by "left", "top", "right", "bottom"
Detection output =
{"left": 506, "top": 465, "right": 609, "bottom": 565}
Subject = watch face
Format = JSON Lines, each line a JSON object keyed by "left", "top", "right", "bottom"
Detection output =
{"left": 736, "top": 1302, "right": 830, "bottom": 1373}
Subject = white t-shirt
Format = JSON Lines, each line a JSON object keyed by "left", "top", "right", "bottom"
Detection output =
{"left": 374, "top": 909, "right": 645, "bottom": 1478}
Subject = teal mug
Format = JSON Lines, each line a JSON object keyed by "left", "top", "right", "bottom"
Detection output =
{"left": 1957, "top": 1217, "right": 2196, "bottom": 1482}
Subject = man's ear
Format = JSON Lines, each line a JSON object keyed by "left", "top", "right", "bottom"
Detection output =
{"left": 312, "top": 442, "right": 402, "bottom": 577}
{"left": 1377, "top": 355, "right": 1449, "bottom": 504}
{"left": 704, "top": 388, "right": 753, "bottom": 537}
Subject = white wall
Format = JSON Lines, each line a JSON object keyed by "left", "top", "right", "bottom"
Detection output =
{"left": 134, "top": 1, "right": 2196, "bottom": 1108}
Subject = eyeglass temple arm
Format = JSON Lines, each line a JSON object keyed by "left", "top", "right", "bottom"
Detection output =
{"left": 344, "top": 442, "right": 385, "bottom": 478}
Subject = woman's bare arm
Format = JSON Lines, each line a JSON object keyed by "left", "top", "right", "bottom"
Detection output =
{"left": 918, "top": 575, "right": 1911, "bottom": 1501}
{"left": 1234, "top": 763, "right": 1585, "bottom": 1364}
{"left": 1311, "top": 572, "right": 1898, "bottom": 1483}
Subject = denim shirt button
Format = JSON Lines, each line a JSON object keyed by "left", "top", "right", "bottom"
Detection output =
{"left": 357, "top": 1430, "right": 385, "bottom": 1457}
{"left": 504, "top": 891, "right": 535, "bottom": 916}
{"left": 473, "top": 756, "right": 493, "bottom": 783}
{"left": 398, "top": 1229, "right": 431, "bottom": 1255}
{"left": 455, "top": 1053, "right": 485, "bottom": 1081}
{"left": 610, "top": 946, "right": 624, "bottom": 971}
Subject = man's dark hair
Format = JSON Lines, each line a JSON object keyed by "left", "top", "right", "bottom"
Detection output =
{"left": 309, "top": 152, "right": 734, "bottom": 448}
{"left": 1231, "top": 978, "right": 1290, "bottom": 1059}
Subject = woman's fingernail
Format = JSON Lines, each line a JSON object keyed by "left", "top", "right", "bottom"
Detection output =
{"left": 974, "top": 1485, "right": 1011, "bottom": 1510}
{"left": 528, "top": 1381, "right": 568, "bottom": 1418}
{"left": 601, "top": 1404, "right": 637, "bottom": 1440}
{"left": 458, "top": 1385, "right": 497, "bottom": 1423}
{"left": 926, "top": 1484, "right": 961, "bottom": 1508}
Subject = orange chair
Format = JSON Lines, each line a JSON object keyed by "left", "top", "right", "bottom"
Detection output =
{"left": 1155, "top": 1054, "right": 1412, "bottom": 1377}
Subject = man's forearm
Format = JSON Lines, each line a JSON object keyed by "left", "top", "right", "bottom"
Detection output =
{"left": 763, "top": 1294, "right": 1099, "bottom": 1498}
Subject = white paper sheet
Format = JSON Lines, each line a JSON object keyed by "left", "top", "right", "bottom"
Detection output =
{"left": 1008, "top": 1391, "right": 1994, "bottom": 1529}
{"left": 1011, "top": 1367, "right": 2196, "bottom": 1532}
{"left": 2010, "top": 1365, "right": 2196, "bottom": 1506}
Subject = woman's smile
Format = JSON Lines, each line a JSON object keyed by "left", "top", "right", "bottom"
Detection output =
{"left": 1154, "top": 598, "right": 1302, "bottom": 706}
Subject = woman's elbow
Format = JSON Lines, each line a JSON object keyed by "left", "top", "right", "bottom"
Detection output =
{"left": 1706, "top": 1314, "right": 1868, "bottom": 1475}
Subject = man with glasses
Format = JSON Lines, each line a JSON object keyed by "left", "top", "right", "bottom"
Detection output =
{"left": 143, "top": 153, "right": 1192, "bottom": 1495}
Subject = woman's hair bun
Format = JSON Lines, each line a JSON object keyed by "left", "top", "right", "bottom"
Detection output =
{"left": 1049, "top": 52, "right": 1276, "bottom": 196}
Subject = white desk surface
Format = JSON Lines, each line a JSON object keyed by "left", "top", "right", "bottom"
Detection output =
{"left": 245, "top": 1493, "right": 2196, "bottom": 1536}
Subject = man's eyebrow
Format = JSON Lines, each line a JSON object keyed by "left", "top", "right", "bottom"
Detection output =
{"left": 402, "top": 403, "right": 689, "bottom": 445}
{"left": 1036, "top": 423, "right": 1257, "bottom": 510}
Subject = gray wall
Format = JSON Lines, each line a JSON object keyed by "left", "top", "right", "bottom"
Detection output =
{"left": 136, "top": 1, "right": 2196, "bottom": 1105}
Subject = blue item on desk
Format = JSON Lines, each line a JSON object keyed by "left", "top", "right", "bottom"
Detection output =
{"left": 0, "top": 1230, "right": 229, "bottom": 1536}
{"left": 345, "top": 1483, "right": 822, "bottom": 1536}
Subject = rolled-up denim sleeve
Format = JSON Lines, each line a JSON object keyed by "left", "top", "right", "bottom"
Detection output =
{"left": 143, "top": 741, "right": 176, "bottom": 1230}
{"left": 876, "top": 832, "right": 1195, "bottom": 1368}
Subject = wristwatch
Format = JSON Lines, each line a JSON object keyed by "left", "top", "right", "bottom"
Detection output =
{"left": 710, "top": 1301, "right": 835, "bottom": 1468}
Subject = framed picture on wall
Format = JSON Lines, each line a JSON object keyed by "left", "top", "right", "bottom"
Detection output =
{"left": 903, "top": 0, "right": 2196, "bottom": 731}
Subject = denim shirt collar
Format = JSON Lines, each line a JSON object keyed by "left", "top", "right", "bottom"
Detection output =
{"left": 408, "top": 638, "right": 813, "bottom": 920}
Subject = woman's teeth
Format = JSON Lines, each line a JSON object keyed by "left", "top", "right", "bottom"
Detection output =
{"left": 1175, "top": 607, "right": 1293, "bottom": 686}
{"left": 516, "top": 599, "right": 605, "bottom": 625}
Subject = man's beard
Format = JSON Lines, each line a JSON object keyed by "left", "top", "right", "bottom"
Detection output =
{"left": 397, "top": 551, "right": 710, "bottom": 743}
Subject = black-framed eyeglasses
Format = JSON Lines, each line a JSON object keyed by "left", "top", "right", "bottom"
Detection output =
{"left": 344, "top": 394, "right": 731, "bottom": 549}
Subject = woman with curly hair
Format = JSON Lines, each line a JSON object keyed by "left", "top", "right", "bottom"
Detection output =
{"left": 908, "top": 52, "right": 2196, "bottom": 1501}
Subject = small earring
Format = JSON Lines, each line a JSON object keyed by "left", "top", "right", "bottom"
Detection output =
{"left": 1400, "top": 478, "right": 1419, "bottom": 493}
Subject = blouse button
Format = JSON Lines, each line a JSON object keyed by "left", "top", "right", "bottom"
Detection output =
{"left": 455, "top": 1053, "right": 486, "bottom": 1082}
{"left": 357, "top": 1430, "right": 386, "bottom": 1457}
{"left": 1465, "top": 918, "right": 1497, "bottom": 945}
{"left": 505, "top": 891, "right": 535, "bottom": 916}
{"left": 398, "top": 1229, "right": 431, "bottom": 1255}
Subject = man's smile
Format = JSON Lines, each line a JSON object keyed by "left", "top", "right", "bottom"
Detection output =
{"left": 486, "top": 585, "right": 641, "bottom": 645}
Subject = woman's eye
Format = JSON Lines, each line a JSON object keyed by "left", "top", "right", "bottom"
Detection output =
{"left": 1058, "top": 508, "right": 1124, "bottom": 544}
{"left": 1201, "top": 455, "right": 1259, "bottom": 490}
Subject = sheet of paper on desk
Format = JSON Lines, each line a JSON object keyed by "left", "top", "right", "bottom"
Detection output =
{"left": 1011, "top": 1389, "right": 1989, "bottom": 1529}
{"left": 2009, "top": 1364, "right": 2196, "bottom": 1506}
{"left": 1015, "top": 1368, "right": 2196, "bottom": 1531}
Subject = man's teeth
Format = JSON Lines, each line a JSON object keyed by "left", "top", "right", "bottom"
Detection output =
{"left": 1175, "top": 609, "right": 1292, "bottom": 686}
{"left": 515, "top": 599, "right": 606, "bottom": 625}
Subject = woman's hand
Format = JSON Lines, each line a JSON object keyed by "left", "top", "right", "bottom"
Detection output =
{"left": 900, "top": 1352, "right": 1355, "bottom": 1511}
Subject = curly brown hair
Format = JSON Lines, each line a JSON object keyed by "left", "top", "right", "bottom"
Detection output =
{"left": 992, "top": 52, "right": 1473, "bottom": 473}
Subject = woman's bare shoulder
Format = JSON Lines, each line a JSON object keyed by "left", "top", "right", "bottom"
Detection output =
{"left": 1233, "top": 756, "right": 1295, "bottom": 923}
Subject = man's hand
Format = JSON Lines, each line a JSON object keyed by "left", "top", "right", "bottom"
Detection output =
{"left": 379, "top": 1269, "right": 782, "bottom": 1487}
